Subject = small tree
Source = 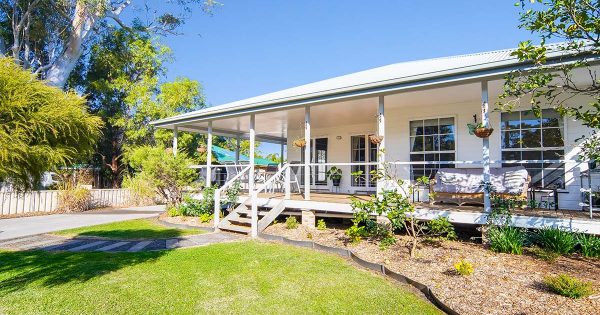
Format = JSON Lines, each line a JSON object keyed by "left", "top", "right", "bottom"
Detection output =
{"left": 124, "top": 146, "right": 198, "bottom": 206}
{"left": 500, "top": 0, "right": 600, "bottom": 162}
{"left": 0, "top": 57, "right": 102, "bottom": 191}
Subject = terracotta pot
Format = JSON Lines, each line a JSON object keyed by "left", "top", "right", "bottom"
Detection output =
{"left": 369, "top": 135, "right": 384, "bottom": 145}
{"left": 293, "top": 139, "right": 306, "bottom": 148}
{"left": 197, "top": 146, "right": 207, "bottom": 153}
{"left": 474, "top": 128, "right": 494, "bottom": 138}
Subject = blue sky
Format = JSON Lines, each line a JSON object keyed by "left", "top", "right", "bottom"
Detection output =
{"left": 154, "top": 1, "right": 537, "bottom": 154}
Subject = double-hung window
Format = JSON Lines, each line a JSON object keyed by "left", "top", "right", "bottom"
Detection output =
{"left": 501, "top": 109, "right": 565, "bottom": 188}
{"left": 409, "top": 117, "right": 456, "bottom": 180}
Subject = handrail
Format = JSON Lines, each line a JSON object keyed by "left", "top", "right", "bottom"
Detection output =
{"left": 250, "top": 163, "right": 290, "bottom": 237}
{"left": 213, "top": 165, "right": 251, "bottom": 228}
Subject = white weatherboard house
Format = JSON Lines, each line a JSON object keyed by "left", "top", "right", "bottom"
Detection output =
{"left": 153, "top": 46, "right": 600, "bottom": 236}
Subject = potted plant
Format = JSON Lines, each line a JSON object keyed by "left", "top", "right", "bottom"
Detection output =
{"left": 368, "top": 134, "right": 384, "bottom": 145}
{"left": 293, "top": 138, "right": 306, "bottom": 148}
{"left": 467, "top": 116, "right": 493, "bottom": 138}
{"left": 580, "top": 135, "right": 599, "bottom": 170}
{"left": 326, "top": 166, "right": 343, "bottom": 186}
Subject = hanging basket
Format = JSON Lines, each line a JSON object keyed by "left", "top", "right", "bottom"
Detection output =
{"left": 197, "top": 145, "right": 207, "bottom": 153}
{"left": 474, "top": 128, "right": 494, "bottom": 138}
{"left": 293, "top": 139, "right": 306, "bottom": 148}
{"left": 369, "top": 134, "right": 384, "bottom": 145}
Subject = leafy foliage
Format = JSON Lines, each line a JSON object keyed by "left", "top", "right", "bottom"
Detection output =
{"left": 577, "top": 233, "right": 600, "bottom": 258}
{"left": 544, "top": 274, "right": 594, "bottom": 299}
{"left": 124, "top": 146, "right": 198, "bottom": 206}
{"left": 424, "top": 217, "right": 457, "bottom": 242}
{"left": 454, "top": 260, "right": 474, "bottom": 276}
{"left": 0, "top": 57, "right": 102, "bottom": 191}
{"left": 532, "top": 227, "right": 577, "bottom": 255}
{"left": 317, "top": 219, "right": 327, "bottom": 230}
{"left": 285, "top": 216, "right": 299, "bottom": 229}
{"left": 346, "top": 225, "right": 367, "bottom": 244}
{"left": 501, "top": 0, "right": 600, "bottom": 162}
{"left": 488, "top": 226, "right": 527, "bottom": 255}
{"left": 122, "top": 174, "right": 157, "bottom": 206}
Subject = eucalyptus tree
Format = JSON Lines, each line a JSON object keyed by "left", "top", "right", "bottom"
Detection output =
{"left": 0, "top": 0, "right": 218, "bottom": 88}
{"left": 500, "top": 0, "right": 600, "bottom": 162}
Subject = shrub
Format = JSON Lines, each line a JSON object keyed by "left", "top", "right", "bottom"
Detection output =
{"left": 425, "top": 217, "right": 457, "bottom": 241}
{"left": 487, "top": 226, "right": 526, "bottom": 255}
{"left": 544, "top": 274, "right": 594, "bottom": 299}
{"left": 167, "top": 206, "right": 181, "bottom": 217}
{"left": 533, "top": 227, "right": 577, "bottom": 255}
{"left": 454, "top": 260, "right": 474, "bottom": 276}
{"left": 379, "top": 235, "right": 396, "bottom": 250}
{"left": 577, "top": 233, "right": 600, "bottom": 258}
{"left": 530, "top": 246, "right": 561, "bottom": 263}
{"left": 122, "top": 174, "right": 156, "bottom": 206}
{"left": 317, "top": 219, "right": 327, "bottom": 230}
{"left": 199, "top": 213, "right": 212, "bottom": 223}
{"left": 346, "top": 225, "right": 367, "bottom": 244}
{"left": 285, "top": 216, "right": 299, "bottom": 229}
{"left": 58, "top": 185, "right": 92, "bottom": 212}
{"left": 306, "top": 232, "right": 313, "bottom": 239}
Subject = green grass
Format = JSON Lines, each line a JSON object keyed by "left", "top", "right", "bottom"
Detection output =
{"left": 52, "top": 218, "right": 205, "bottom": 239}
{"left": 0, "top": 242, "right": 441, "bottom": 315}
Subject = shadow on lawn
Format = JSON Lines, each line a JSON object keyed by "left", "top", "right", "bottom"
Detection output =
{"left": 0, "top": 248, "right": 168, "bottom": 293}
{"left": 64, "top": 228, "right": 195, "bottom": 240}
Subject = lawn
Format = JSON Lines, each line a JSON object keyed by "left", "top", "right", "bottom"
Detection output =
{"left": 0, "top": 242, "right": 441, "bottom": 315}
{"left": 52, "top": 218, "right": 205, "bottom": 239}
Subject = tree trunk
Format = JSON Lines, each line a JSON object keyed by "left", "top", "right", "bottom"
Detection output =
{"left": 45, "top": 1, "right": 97, "bottom": 87}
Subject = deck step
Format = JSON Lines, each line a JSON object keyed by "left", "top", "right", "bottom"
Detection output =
{"left": 236, "top": 209, "right": 270, "bottom": 216}
{"left": 219, "top": 222, "right": 251, "bottom": 234}
{"left": 228, "top": 217, "right": 251, "bottom": 224}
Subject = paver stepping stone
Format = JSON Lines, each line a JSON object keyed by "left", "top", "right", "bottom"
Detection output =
{"left": 165, "top": 239, "right": 178, "bottom": 249}
{"left": 68, "top": 241, "right": 108, "bottom": 252}
{"left": 96, "top": 241, "right": 130, "bottom": 252}
{"left": 21, "top": 238, "right": 64, "bottom": 250}
{"left": 127, "top": 240, "right": 153, "bottom": 252}
{"left": 42, "top": 240, "right": 85, "bottom": 251}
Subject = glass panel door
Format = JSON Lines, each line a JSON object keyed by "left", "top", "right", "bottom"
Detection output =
{"left": 313, "top": 138, "right": 328, "bottom": 185}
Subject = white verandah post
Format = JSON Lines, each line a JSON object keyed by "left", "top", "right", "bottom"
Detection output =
{"left": 206, "top": 122, "right": 213, "bottom": 188}
{"left": 249, "top": 115, "right": 258, "bottom": 237}
{"left": 377, "top": 96, "right": 385, "bottom": 197}
{"left": 481, "top": 81, "right": 492, "bottom": 213}
{"left": 304, "top": 106, "right": 311, "bottom": 200}
{"left": 172, "top": 126, "right": 178, "bottom": 156}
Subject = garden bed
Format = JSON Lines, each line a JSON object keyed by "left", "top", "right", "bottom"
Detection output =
{"left": 264, "top": 223, "right": 600, "bottom": 315}
{"left": 158, "top": 213, "right": 215, "bottom": 229}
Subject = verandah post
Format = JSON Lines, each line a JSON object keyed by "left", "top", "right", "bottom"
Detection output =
{"left": 377, "top": 96, "right": 385, "bottom": 197}
{"left": 172, "top": 126, "right": 178, "bottom": 156}
{"left": 249, "top": 114, "right": 258, "bottom": 237}
{"left": 304, "top": 106, "right": 311, "bottom": 200}
{"left": 481, "top": 81, "right": 492, "bottom": 213}
{"left": 206, "top": 122, "right": 213, "bottom": 188}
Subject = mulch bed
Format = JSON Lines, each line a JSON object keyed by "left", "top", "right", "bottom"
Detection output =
{"left": 264, "top": 223, "right": 600, "bottom": 315}
{"left": 158, "top": 214, "right": 214, "bottom": 229}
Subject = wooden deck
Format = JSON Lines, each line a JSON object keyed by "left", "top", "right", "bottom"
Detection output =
{"left": 250, "top": 192, "right": 372, "bottom": 204}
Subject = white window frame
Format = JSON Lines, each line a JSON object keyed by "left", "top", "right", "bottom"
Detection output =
{"left": 408, "top": 116, "right": 457, "bottom": 180}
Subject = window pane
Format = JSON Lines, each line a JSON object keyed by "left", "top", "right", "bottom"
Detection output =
{"left": 502, "top": 151, "right": 521, "bottom": 167}
{"left": 528, "top": 168, "right": 544, "bottom": 187}
{"left": 439, "top": 118, "right": 455, "bottom": 134}
{"left": 522, "top": 151, "right": 542, "bottom": 168}
{"left": 542, "top": 128, "right": 564, "bottom": 147}
{"left": 410, "top": 136, "right": 423, "bottom": 152}
{"left": 424, "top": 136, "right": 435, "bottom": 151}
{"left": 541, "top": 109, "right": 562, "bottom": 128}
{"left": 501, "top": 112, "right": 520, "bottom": 130}
{"left": 439, "top": 134, "right": 455, "bottom": 150}
{"left": 410, "top": 120, "right": 423, "bottom": 136}
{"left": 543, "top": 167, "right": 565, "bottom": 188}
{"left": 521, "top": 129, "right": 541, "bottom": 148}
{"left": 423, "top": 119, "right": 438, "bottom": 135}
{"left": 543, "top": 150, "right": 563, "bottom": 161}
{"left": 521, "top": 111, "right": 541, "bottom": 129}
{"left": 502, "top": 130, "right": 521, "bottom": 149}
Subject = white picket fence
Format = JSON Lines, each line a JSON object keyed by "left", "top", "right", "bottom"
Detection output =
{"left": 0, "top": 189, "right": 131, "bottom": 216}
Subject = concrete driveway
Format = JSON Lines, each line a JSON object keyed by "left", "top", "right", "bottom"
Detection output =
{"left": 0, "top": 205, "right": 165, "bottom": 240}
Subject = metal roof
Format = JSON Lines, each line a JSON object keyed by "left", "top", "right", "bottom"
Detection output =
{"left": 152, "top": 44, "right": 585, "bottom": 127}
